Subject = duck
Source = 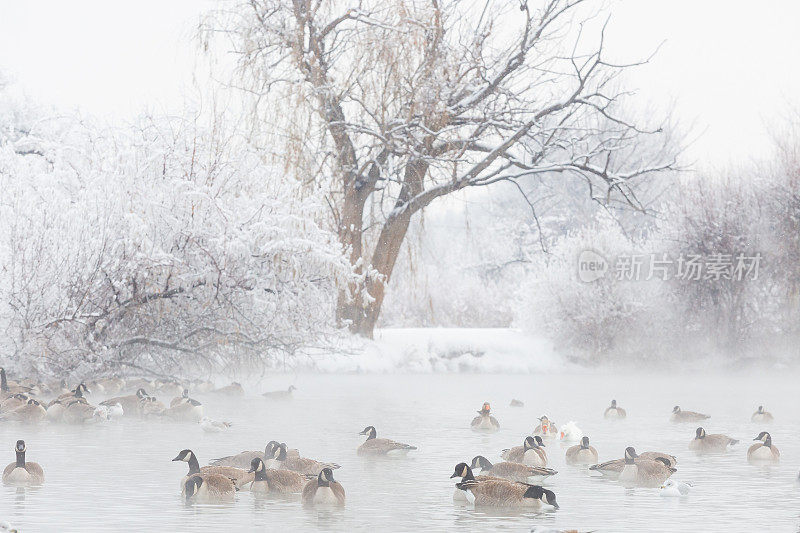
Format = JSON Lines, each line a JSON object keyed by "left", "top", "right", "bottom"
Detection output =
{"left": 747, "top": 431, "right": 780, "bottom": 464}
{"left": 301, "top": 467, "right": 345, "bottom": 506}
{"left": 199, "top": 417, "right": 231, "bottom": 433}
{"left": 183, "top": 474, "right": 236, "bottom": 503}
{"left": 688, "top": 427, "right": 738, "bottom": 454}
{"left": 670, "top": 406, "right": 710, "bottom": 423}
{"left": 452, "top": 464, "right": 559, "bottom": 509}
{"left": 273, "top": 443, "right": 340, "bottom": 476}
{"left": 559, "top": 421, "right": 583, "bottom": 442}
{"left": 172, "top": 449, "right": 253, "bottom": 491}
{"left": 589, "top": 451, "right": 677, "bottom": 479}
{"left": 1, "top": 398, "right": 47, "bottom": 423}
{"left": 469, "top": 455, "right": 557, "bottom": 483}
{"left": 247, "top": 457, "right": 306, "bottom": 494}
{"left": 533, "top": 415, "right": 558, "bottom": 438}
{"left": 100, "top": 388, "right": 149, "bottom": 417}
{"left": 211, "top": 382, "right": 245, "bottom": 396}
{"left": 262, "top": 385, "right": 296, "bottom": 400}
{"left": 604, "top": 399, "right": 627, "bottom": 419}
{"left": 2, "top": 440, "right": 44, "bottom": 486}
{"left": 470, "top": 402, "right": 500, "bottom": 431}
{"left": 501, "top": 436, "right": 547, "bottom": 467}
{"left": 565, "top": 436, "right": 599, "bottom": 465}
{"left": 618, "top": 447, "right": 676, "bottom": 487}
{"left": 751, "top": 406, "right": 773, "bottom": 423}
{"left": 357, "top": 426, "right": 417, "bottom": 456}
{"left": 660, "top": 479, "right": 692, "bottom": 497}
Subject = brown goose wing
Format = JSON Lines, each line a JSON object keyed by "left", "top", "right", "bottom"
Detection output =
{"left": 263, "top": 468, "right": 306, "bottom": 493}
{"left": 200, "top": 466, "right": 253, "bottom": 488}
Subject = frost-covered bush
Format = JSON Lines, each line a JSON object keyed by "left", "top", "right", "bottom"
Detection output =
{"left": 0, "top": 96, "right": 350, "bottom": 379}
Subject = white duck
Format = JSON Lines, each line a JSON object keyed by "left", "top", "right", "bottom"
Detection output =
{"left": 559, "top": 421, "right": 583, "bottom": 442}
{"left": 660, "top": 479, "right": 692, "bottom": 497}
{"left": 199, "top": 416, "right": 232, "bottom": 433}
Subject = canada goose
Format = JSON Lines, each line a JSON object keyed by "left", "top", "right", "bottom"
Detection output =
{"left": 170, "top": 389, "right": 191, "bottom": 408}
{"left": 751, "top": 406, "right": 774, "bottom": 423}
{"left": 163, "top": 397, "right": 203, "bottom": 422}
{"left": 357, "top": 426, "right": 417, "bottom": 456}
{"left": 453, "top": 464, "right": 559, "bottom": 509}
{"left": 501, "top": 436, "right": 547, "bottom": 466}
{"left": 262, "top": 385, "right": 296, "bottom": 400}
{"left": 273, "top": 443, "right": 340, "bottom": 476}
{"left": 62, "top": 399, "right": 102, "bottom": 425}
{"left": 100, "top": 388, "right": 148, "bottom": 417}
{"left": 140, "top": 396, "right": 166, "bottom": 418}
{"left": 618, "top": 447, "right": 676, "bottom": 487}
{"left": 199, "top": 417, "right": 231, "bottom": 433}
{"left": 247, "top": 457, "right": 306, "bottom": 494}
{"left": 559, "top": 421, "right": 583, "bottom": 442}
{"left": 210, "top": 441, "right": 296, "bottom": 469}
{"left": 589, "top": 451, "right": 677, "bottom": 479}
{"left": 45, "top": 379, "right": 71, "bottom": 396}
{"left": 470, "top": 455, "right": 557, "bottom": 483}
{"left": 3, "top": 440, "right": 44, "bottom": 486}
{"left": 660, "top": 479, "right": 692, "bottom": 497}
{"left": 604, "top": 399, "right": 627, "bottom": 419}
{"left": 0, "top": 369, "right": 33, "bottom": 398}
{"left": 565, "top": 437, "right": 599, "bottom": 465}
{"left": 747, "top": 431, "right": 780, "bottom": 463}
{"left": 670, "top": 406, "right": 710, "bottom": 423}
{"left": 534, "top": 415, "right": 558, "bottom": 438}
{"left": 172, "top": 449, "right": 254, "bottom": 491}
{"left": 0, "top": 393, "right": 30, "bottom": 414}
{"left": 211, "top": 382, "right": 245, "bottom": 396}
{"left": 470, "top": 402, "right": 500, "bottom": 431}
{"left": 54, "top": 383, "right": 90, "bottom": 403}
{"left": 688, "top": 427, "right": 738, "bottom": 454}
{"left": 1, "top": 399, "right": 46, "bottom": 423}
{"left": 510, "top": 399, "right": 524, "bottom": 407}
{"left": 183, "top": 474, "right": 236, "bottom": 503}
{"left": 301, "top": 468, "right": 345, "bottom": 506}
{"left": 450, "top": 462, "right": 508, "bottom": 502}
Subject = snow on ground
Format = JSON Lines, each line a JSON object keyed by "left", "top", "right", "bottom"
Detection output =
{"left": 298, "top": 328, "right": 571, "bottom": 373}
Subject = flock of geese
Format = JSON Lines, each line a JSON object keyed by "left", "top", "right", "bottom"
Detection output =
{"left": 0, "top": 367, "right": 792, "bottom": 530}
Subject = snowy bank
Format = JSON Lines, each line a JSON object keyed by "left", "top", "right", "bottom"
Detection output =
{"left": 297, "top": 328, "right": 569, "bottom": 373}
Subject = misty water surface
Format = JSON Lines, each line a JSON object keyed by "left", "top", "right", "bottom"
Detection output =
{"left": 0, "top": 373, "right": 798, "bottom": 532}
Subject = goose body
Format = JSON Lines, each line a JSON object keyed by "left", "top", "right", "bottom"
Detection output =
{"left": 1, "top": 399, "right": 46, "bottom": 423}
{"left": 747, "top": 432, "right": 780, "bottom": 463}
{"left": 140, "top": 396, "right": 166, "bottom": 418}
{"left": 470, "top": 456, "right": 556, "bottom": 483}
{"left": 163, "top": 397, "right": 203, "bottom": 422}
{"left": 210, "top": 442, "right": 294, "bottom": 469}
{"left": 451, "top": 464, "right": 558, "bottom": 509}
{"left": 670, "top": 406, "right": 710, "bottom": 423}
{"left": 274, "top": 443, "right": 340, "bottom": 475}
{"left": 183, "top": 474, "right": 236, "bottom": 503}
{"left": 247, "top": 457, "right": 306, "bottom": 494}
{"left": 501, "top": 436, "right": 547, "bottom": 466}
{"left": 262, "top": 385, "right": 296, "bottom": 400}
{"left": 604, "top": 400, "right": 627, "bottom": 419}
{"left": 357, "top": 426, "right": 417, "bottom": 456}
{"left": 173, "top": 449, "right": 253, "bottom": 490}
{"left": 470, "top": 402, "right": 500, "bottom": 432}
{"left": 100, "top": 388, "right": 148, "bottom": 417}
{"left": 618, "top": 447, "right": 676, "bottom": 487}
{"left": 751, "top": 406, "right": 774, "bottom": 423}
{"left": 62, "top": 399, "right": 101, "bottom": 425}
{"left": 565, "top": 437, "right": 599, "bottom": 465}
{"left": 2, "top": 440, "right": 44, "bottom": 486}
{"left": 589, "top": 451, "right": 677, "bottom": 479}
{"left": 302, "top": 468, "right": 345, "bottom": 506}
{"left": 211, "top": 382, "right": 245, "bottom": 396}
{"left": 688, "top": 427, "right": 738, "bottom": 454}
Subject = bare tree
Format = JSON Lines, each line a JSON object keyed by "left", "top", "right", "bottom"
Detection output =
{"left": 206, "top": 0, "right": 677, "bottom": 336}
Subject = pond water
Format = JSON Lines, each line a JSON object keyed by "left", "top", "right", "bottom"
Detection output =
{"left": 0, "top": 372, "right": 798, "bottom": 532}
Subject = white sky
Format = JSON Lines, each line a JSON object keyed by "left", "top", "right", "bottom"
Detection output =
{"left": 0, "top": 0, "right": 798, "bottom": 167}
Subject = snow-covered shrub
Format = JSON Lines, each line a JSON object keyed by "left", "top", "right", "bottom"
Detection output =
{"left": 0, "top": 96, "right": 350, "bottom": 379}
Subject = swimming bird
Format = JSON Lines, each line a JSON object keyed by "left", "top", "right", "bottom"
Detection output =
{"left": 211, "top": 382, "right": 245, "bottom": 396}
{"left": 747, "top": 431, "right": 780, "bottom": 464}
{"left": 0, "top": 369, "right": 33, "bottom": 398}
{"left": 62, "top": 399, "right": 102, "bottom": 425}
{"left": 209, "top": 441, "right": 296, "bottom": 469}
{"left": 262, "top": 385, "right": 296, "bottom": 400}
{"left": 1, "top": 399, "right": 46, "bottom": 423}
{"left": 2, "top": 440, "right": 44, "bottom": 486}
{"left": 199, "top": 417, "right": 231, "bottom": 433}
{"left": 688, "top": 427, "right": 738, "bottom": 454}
{"left": 170, "top": 389, "right": 191, "bottom": 408}
{"left": 565, "top": 436, "right": 599, "bottom": 465}
{"left": 604, "top": 399, "right": 627, "bottom": 419}
{"left": 751, "top": 406, "right": 774, "bottom": 423}
{"left": 559, "top": 421, "right": 583, "bottom": 442}
{"left": 589, "top": 451, "right": 677, "bottom": 479}
{"left": 247, "top": 457, "right": 306, "bottom": 494}
{"left": 183, "top": 474, "right": 236, "bottom": 503}
{"left": 53, "top": 383, "right": 90, "bottom": 403}
{"left": 100, "top": 388, "right": 149, "bottom": 417}
{"left": 670, "top": 406, "right": 710, "bottom": 423}
{"left": 660, "top": 479, "right": 692, "bottom": 497}
{"left": 618, "top": 447, "right": 676, "bottom": 487}
{"left": 469, "top": 455, "right": 557, "bottom": 483}
{"left": 163, "top": 397, "right": 203, "bottom": 422}
{"left": 301, "top": 468, "right": 345, "bottom": 506}
{"left": 452, "top": 464, "right": 559, "bottom": 509}
{"left": 140, "top": 396, "right": 166, "bottom": 418}
{"left": 0, "top": 393, "right": 30, "bottom": 414}
{"left": 470, "top": 402, "right": 500, "bottom": 431}
{"left": 450, "top": 463, "right": 509, "bottom": 502}
{"left": 501, "top": 436, "right": 547, "bottom": 467}
{"left": 357, "top": 426, "right": 417, "bottom": 456}
{"left": 172, "top": 449, "right": 254, "bottom": 491}
{"left": 273, "top": 443, "right": 340, "bottom": 476}
{"left": 533, "top": 415, "right": 558, "bottom": 438}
